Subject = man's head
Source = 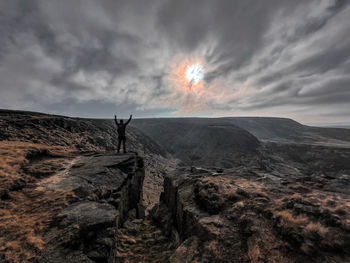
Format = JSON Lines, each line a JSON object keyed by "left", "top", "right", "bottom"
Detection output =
{"left": 120, "top": 120, "right": 124, "bottom": 124}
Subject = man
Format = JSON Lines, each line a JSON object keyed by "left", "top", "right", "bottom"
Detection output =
{"left": 114, "top": 114, "right": 132, "bottom": 153}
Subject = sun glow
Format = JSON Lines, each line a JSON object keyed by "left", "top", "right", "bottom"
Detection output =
{"left": 166, "top": 57, "right": 206, "bottom": 94}
{"left": 185, "top": 64, "right": 204, "bottom": 85}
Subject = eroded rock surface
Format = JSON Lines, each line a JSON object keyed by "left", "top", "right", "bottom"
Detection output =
{"left": 0, "top": 141, "right": 145, "bottom": 263}
{"left": 152, "top": 159, "right": 350, "bottom": 263}
{"left": 40, "top": 153, "right": 145, "bottom": 263}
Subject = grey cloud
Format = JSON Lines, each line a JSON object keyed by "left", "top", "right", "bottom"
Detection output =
{"left": 240, "top": 77, "right": 350, "bottom": 111}
{"left": 43, "top": 98, "right": 173, "bottom": 119}
{"left": 302, "top": 77, "right": 350, "bottom": 97}
{"left": 0, "top": 0, "right": 349, "bottom": 124}
{"left": 148, "top": 75, "right": 171, "bottom": 97}
{"left": 238, "top": 0, "right": 350, "bottom": 87}
{"left": 157, "top": 0, "right": 277, "bottom": 81}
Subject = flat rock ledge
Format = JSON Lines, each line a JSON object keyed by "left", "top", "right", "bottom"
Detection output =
{"left": 41, "top": 153, "right": 145, "bottom": 263}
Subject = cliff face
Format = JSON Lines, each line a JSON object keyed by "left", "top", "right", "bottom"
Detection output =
{"left": 0, "top": 141, "right": 145, "bottom": 263}
{"left": 42, "top": 153, "right": 145, "bottom": 263}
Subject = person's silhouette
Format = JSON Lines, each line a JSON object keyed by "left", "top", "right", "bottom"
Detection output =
{"left": 114, "top": 114, "right": 132, "bottom": 153}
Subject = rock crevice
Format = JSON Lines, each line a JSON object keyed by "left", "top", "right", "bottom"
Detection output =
{"left": 41, "top": 153, "right": 145, "bottom": 263}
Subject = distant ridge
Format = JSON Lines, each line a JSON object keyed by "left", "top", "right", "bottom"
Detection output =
{"left": 132, "top": 116, "right": 350, "bottom": 147}
{"left": 2, "top": 109, "right": 350, "bottom": 150}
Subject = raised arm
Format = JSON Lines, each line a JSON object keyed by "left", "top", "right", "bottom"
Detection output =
{"left": 126, "top": 114, "right": 132, "bottom": 125}
{"left": 114, "top": 115, "right": 119, "bottom": 126}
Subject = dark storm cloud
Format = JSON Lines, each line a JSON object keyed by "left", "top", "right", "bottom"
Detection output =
{"left": 0, "top": 0, "right": 349, "bottom": 124}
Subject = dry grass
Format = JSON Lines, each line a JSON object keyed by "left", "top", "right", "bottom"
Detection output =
{"left": 0, "top": 191, "right": 70, "bottom": 262}
{"left": 0, "top": 142, "right": 29, "bottom": 190}
{"left": 247, "top": 243, "right": 260, "bottom": 263}
{"left": 304, "top": 222, "right": 329, "bottom": 238}
{"left": 0, "top": 141, "right": 72, "bottom": 190}
{"left": 274, "top": 210, "right": 308, "bottom": 228}
{"left": 301, "top": 221, "right": 345, "bottom": 255}
{"left": 273, "top": 202, "right": 347, "bottom": 257}
{"left": 0, "top": 141, "right": 74, "bottom": 262}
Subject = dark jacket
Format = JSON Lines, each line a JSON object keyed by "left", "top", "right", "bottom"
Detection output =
{"left": 114, "top": 116, "right": 132, "bottom": 138}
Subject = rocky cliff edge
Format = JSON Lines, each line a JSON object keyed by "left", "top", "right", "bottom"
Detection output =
{"left": 0, "top": 141, "right": 145, "bottom": 263}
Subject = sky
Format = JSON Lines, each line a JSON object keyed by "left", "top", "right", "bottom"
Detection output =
{"left": 0, "top": 0, "right": 349, "bottom": 124}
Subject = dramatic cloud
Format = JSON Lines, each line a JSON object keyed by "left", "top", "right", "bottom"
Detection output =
{"left": 0, "top": 0, "right": 349, "bottom": 124}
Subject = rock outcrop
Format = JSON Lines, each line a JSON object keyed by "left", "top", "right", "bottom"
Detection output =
{"left": 40, "top": 153, "right": 145, "bottom": 263}
{"left": 152, "top": 165, "right": 350, "bottom": 263}
{"left": 0, "top": 140, "right": 146, "bottom": 263}
{"left": 0, "top": 109, "right": 176, "bottom": 217}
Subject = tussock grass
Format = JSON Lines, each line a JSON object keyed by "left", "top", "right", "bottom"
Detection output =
{"left": 274, "top": 210, "right": 308, "bottom": 228}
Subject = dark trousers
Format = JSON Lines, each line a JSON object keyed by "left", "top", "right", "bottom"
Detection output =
{"left": 117, "top": 136, "right": 126, "bottom": 153}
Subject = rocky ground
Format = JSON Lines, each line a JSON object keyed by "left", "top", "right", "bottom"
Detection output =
{"left": 151, "top": 145, "right": 350, "bottom": 263}
{"left": 0, "top": 110, "right": 176, "bottom": 262}
{"left": 115, "top": 218, "right": 176, "bottom": 262}
{"left": 1, "top": 110, "right": 350, "bottom": 262}
{"left": 0, "top": 110, "right": 177, "bottom": 213}
{"left": 0, "top": 141, "right": 146, "bottom": 262}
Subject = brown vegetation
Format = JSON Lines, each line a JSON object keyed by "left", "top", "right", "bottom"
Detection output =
{"left": 154, "top": 162, "right": 350, "bottom": 263}
{"left": 0, "top": 141, "right": 75, "bottom": 262}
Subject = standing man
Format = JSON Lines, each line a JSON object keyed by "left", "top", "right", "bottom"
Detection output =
{"left": 114, "top": 114, "right": 132, "bottom": 153}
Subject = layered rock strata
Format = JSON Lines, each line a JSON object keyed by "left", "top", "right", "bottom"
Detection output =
{"left": 39, "top": 153, "right": 145, "bottom": 263}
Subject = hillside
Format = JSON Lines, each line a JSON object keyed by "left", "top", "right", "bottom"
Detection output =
{"left": 225, "top": 117, "right": 350, "bottom": 146}
{"left": 0, "top": 109, "right": 164, "bottom": 155}
{"left": 131, "top": 118, "right": 260, "bottom": 167}
{"left": 132, "top": 117, "right": 350, "bottom": 147}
